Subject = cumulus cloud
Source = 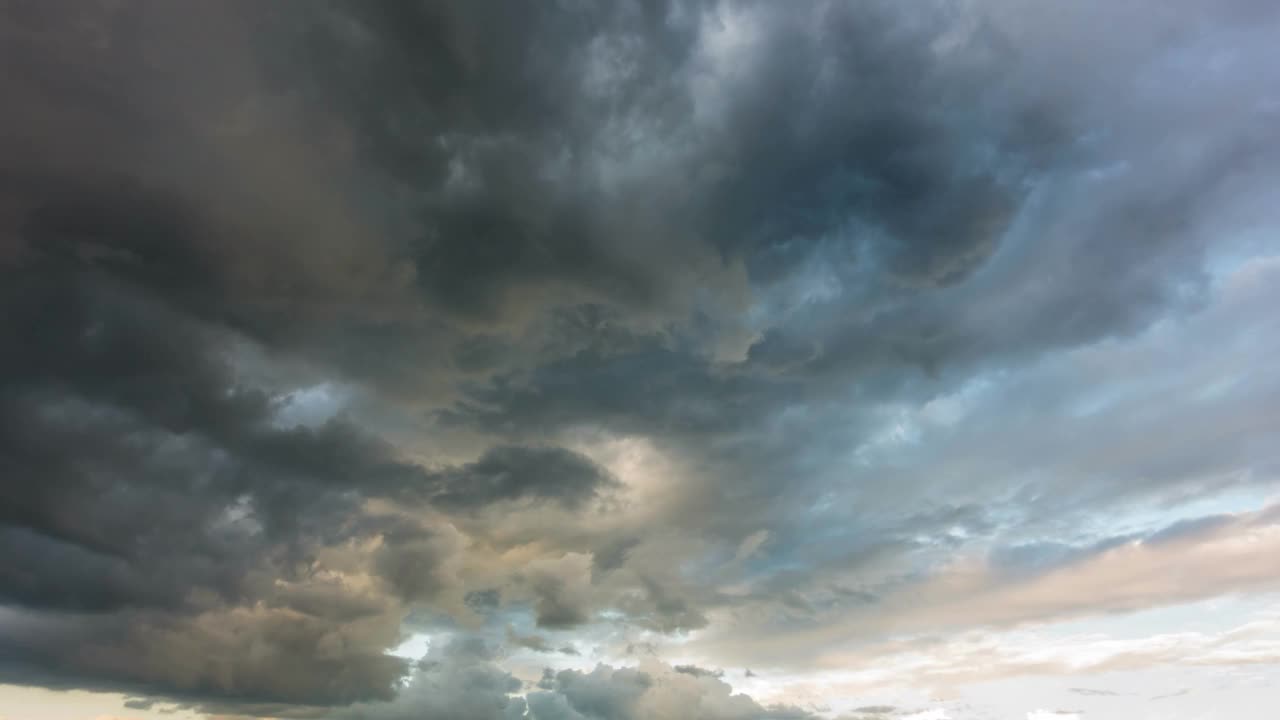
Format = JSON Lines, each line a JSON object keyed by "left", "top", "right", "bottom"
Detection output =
{"left": 526, "top": 662, "right": 814, "bottom": 720}
{"left": 337, "top": 638, "right": 526, "bottom": 720}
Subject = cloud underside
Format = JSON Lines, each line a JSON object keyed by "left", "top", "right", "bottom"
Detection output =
{"left": 1, "top": 0, "right": 1278, "bottom": 717}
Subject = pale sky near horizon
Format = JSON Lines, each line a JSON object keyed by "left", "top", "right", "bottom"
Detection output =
{"left": 2, "top": 1, "right": 1279, "bottom": 719}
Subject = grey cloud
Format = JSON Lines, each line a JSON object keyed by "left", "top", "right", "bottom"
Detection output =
{"left": 439, "top": 342, "right": 797, "bottom": 441}
{"left": 436, "top": 0, "right": 1279, "bottom": 454}
{"left": 507, "top": 627, "right": 579, "bottom": 656}
{"left": 0, "top": 268, "right": 596, "bottom": 703}
{"left": 531, "top": 576, "right": 592, "bottom": 630}
{"left": 338, "top": 637, "right": 525, "bottom": 720}
{"left": 372, "top": 534, "right": 454, "bottom": 603}
{"left": 272, "top": 0, "right": 703, "bottom": 325}
{"left": 674, "top": 665, "right": 724, "bottom": 679}
{"left": 591, "top": 537, "right": 641, "bottom": 578}
{"left": 339, "top": 657, "right": 814, "bottom": 720}
{"left": 526, "top": 663, "right": 815, "bottom": 720}
{"left": 465, "top": 590, "right": 502, "bottom": 615}
{"left": 3, "top": 0, "right": 1279, "bottom": 715}
{"left": 1143, "top": 515, "right": 1236, "bottom": 546}
{"left": 528, "top": 666, "right": 652, "bottom": 720}
{"left": 0, "top": 602, "right": 407, "bottom": 707}
{"left": 428, "top": 445, "right": 618, "bottom": 511}
{"left": 625, "top": 576, "right": 709, "bottom": 634}
{"left": 693, "top": 1, "right": 1052, "bottom": 288}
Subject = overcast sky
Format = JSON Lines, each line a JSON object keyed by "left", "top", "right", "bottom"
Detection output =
{"left": 2, "top": 1, "right": 1279, "bottom": 719}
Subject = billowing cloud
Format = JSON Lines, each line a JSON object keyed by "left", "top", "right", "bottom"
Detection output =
{"left": 2, "top": 0, "right": 1278, "bottom": 718}
{"left": 337, "top": 638, "right": 526, "bottom": 720}
{"left": 526, "top": 662, "right": 814, "bottom": 720}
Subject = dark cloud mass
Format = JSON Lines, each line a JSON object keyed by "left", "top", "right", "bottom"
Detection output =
{"left": 2, "top": 0, "right": 1278, "bottom": 718}
{"left": 429, "top": 445, "right": 618, "bottom": 511}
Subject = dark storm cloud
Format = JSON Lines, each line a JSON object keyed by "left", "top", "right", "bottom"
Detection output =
{"left": 269, "top": 0, "right": 703, "bottom": 324}
{"left": 529, "top": 576, "right": 592, "bottom": 630}
{"left": 441, "top": 342, "right": 797, "bottom": 439}
{"left": 0, "top": 210, "right": 606, "bottom": 704}
{"left": 3, "top": 0, "right": 1278, "bottom": 716}
{"left": 693, "top": 2, "right": 1049, "bottom": 287}
{"left": 428, "top": 25, "right": 1274, "bottom": 619}
{"left": 426, "top": 0, "right": 1280, "bottom": 622}
{"left": 269, "top": 0, "right": 1087, "bottom": 355}
{"left": 429, "top": 445, "right": 619, "bottom": 511}
{"left": 430, "top": 0, "right": 1277, "bottom": 419}
{"left": 0, "top": 266, "right": 613, "bottom": 703}
{"left": 1, "top": 17, "right": 617, "bottom": 687}
{"left": 0, "top": 602, "right": 407, "bottom": 706}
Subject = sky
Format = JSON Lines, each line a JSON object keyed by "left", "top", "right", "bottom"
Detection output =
{"left": 1, "top": 1, "right": 1279, "bottom": 719}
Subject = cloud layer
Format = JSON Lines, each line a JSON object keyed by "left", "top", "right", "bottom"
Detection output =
{"left": 2, "top": 1, "right": 1278, "bottom": 718}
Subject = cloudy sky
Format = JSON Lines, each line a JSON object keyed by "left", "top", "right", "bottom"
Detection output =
{"left": 2, "top": 1, "right": 1279, "bottom": 719}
